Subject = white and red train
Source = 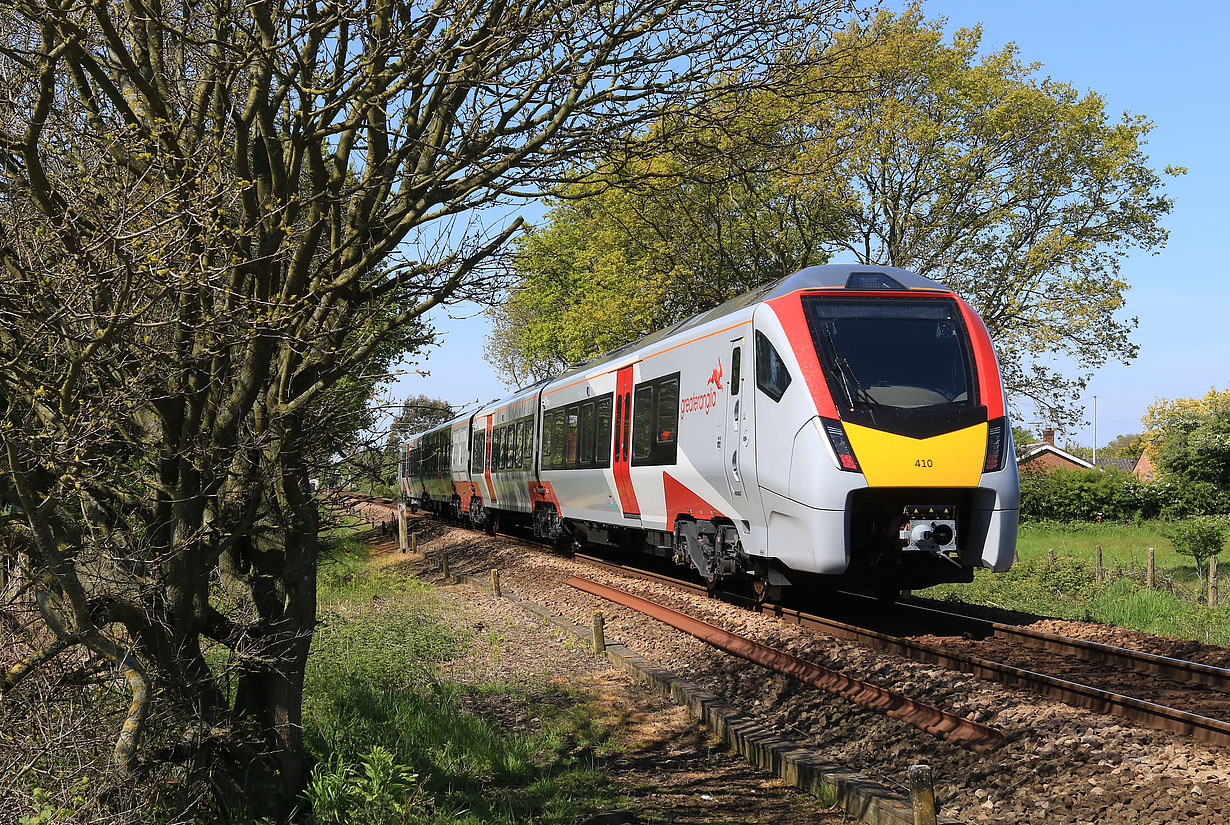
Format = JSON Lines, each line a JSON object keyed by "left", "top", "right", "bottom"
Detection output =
{"left": 400, "top": 264, "right": 1019, "bottom": 599}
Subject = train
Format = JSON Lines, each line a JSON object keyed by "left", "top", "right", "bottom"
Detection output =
{"left": 399, "top": 264, "right": 1019, "bottom": 601}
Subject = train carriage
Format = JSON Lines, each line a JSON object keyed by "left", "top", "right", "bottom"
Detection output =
{"left": 402, "top": 264, "right": 1019, "bottom": 599}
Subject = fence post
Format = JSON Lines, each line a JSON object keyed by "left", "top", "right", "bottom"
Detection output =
{"left": 440, "top": 551, "right": 450, "bottom": 582}
{"left": 411, "top": 532, "right": 419, "bottom": 556}
{"left": 1210, "top": 556, "right": 1219, "bottom": 608}
{"left": 491, "top": 568, "right": 501, "bottom": 598}
{"left": 1095, "top": 545, "right": 1103, "bottom": 585}
{"left": 592, "top": 612, "right": 606, "bottom": 654}
{"left": 909, "top": 763, "right": 937, "bottom": 825}
{"left": 397, "top": 502, "right": 408, "bottom": 554}
{"left": 1147, "top": 547, "right": 1155, "bottom": 589}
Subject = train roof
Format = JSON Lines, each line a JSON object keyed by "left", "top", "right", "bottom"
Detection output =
{"left": 554, "top": 264, "right": 949, "bottom": 381}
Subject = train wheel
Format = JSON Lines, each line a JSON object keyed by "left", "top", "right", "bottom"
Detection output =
{"left": 704, "top": 572, "right": 720, "bottom": 596}
{"left": 485, "top": 513, "right": 499, "bottom": 536}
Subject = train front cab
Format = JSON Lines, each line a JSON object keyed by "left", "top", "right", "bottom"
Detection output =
{"left": 751, "top": 273, "right": 1020, "bottom": 593}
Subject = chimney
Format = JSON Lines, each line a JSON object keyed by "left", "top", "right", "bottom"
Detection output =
{"left": 1042, "top": 427, "right": 1055, "bottom": 446}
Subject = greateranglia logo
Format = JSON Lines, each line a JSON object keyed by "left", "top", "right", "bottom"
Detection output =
{"left": 682, "top": 358, "right": 723, "bottom": 418}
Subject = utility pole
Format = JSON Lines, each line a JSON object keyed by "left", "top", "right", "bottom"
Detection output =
{"left": 1092, "top": 395, "right": 1097, "bottom": 466}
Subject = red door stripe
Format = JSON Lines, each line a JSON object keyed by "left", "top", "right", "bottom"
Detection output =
{"left": 613, "top": 366, "right": 640, "bottom": 516}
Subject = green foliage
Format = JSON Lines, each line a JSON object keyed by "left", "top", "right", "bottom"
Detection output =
{"left": 307, "top": 746, "right": 422, "bottom": 825}
{"left": 1102, "top": 432, "right": 1145, "bottom": 460}
{"left": 810, "top": 5, "right": 1181, "bottom": 424}
{"left": 1144, "top": 387, "right": 1230, "bottom": 487}
{"left": 1020, "top": 468, "right": 1230, "bottom": 522}
{"left": 1161, "top": 516, "right": 1230, "bottom": 572}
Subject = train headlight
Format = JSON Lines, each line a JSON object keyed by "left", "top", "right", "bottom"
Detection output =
{"left": 820, "top": 418, "right": 861, "bottom": 472}
{"left": 984, "top": 417, "right": 1007, "bottom": 473}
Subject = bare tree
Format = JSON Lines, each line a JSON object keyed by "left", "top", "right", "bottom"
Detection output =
{"left": 0, "top": 0, "right": 852, "bottom": 814}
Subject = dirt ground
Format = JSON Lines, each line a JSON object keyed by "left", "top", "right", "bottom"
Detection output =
{"left": 364, "top": 529, "right": 853, "bottom": 825}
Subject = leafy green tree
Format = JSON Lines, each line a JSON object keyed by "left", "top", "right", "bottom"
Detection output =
{"left": 799, "top": 5, "right": 1181, "bottom": 425}
{"left": 1162, "top": 517, "right": 1230, "bottom": 584}
{"left": 1103, "top": 433, "right": 1146, "bottom": 460}
{"left": 0, "top": 0, "right": 845, "bottom": 814}
{"left": 1144, "top": 389, "right": 1230, "bottom": 488}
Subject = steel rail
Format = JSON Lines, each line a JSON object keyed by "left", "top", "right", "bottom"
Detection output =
{"left": 566, "top": 574, "right": 1008, "bottom": 753}
{"left": 842, "top": 592, "right": 1230, "bottom": 695}
{"left": 574, "top": 554, "right": 1230, "bottom": 747}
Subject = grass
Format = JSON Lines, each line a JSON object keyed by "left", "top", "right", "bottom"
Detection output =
{"left": 302, "top": 518, "right": 628, "bottom": 825}
{"left": 1015, "top": 521, "right": 1199, "bottom": 582}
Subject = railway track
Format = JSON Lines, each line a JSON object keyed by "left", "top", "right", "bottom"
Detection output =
{"left": 336, "top": 496, "right": 1230, "bottom": 748}
{"left": 574, "top": 552, "right": 1230, "bottom": 748}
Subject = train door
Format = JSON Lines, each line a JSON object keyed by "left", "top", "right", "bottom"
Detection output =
{"left": 723, "top": 337, "right": 746, "bottom": 500}
{"left": 483, "top": 414, "right": 496, "bottom": 502}
{"left": 612, "top": 365, "right": 640, "bottom": 517}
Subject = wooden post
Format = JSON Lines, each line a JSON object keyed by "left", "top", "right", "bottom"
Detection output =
{"left": 1147, "top": 547, "right": 1155, "bottom": 589}
{"left": 411, "top": 532, "right": 419, "bottom": 556}
{"left": 397, "top": 502, "right": 408, "bottom": 554}
{"left": 909, "top": 764, "right": 937, "bottom": 825}
{"left": 491, "top": 568, "right": 501, "bottom": 598}
{"left": 592, "top": 612, "right": 606, "bottom": 654}
{"left": 1210, "top": 556, "right": 1219, "bottom": 608}
{"left": 1048, "top": 547, "right": 1055, "bottom": 565}
{"left": 440, "top": 551, "right": 450, "bottom": 582}
{"left": 1095, "top": 545, "right": 1103, "bottom": 584}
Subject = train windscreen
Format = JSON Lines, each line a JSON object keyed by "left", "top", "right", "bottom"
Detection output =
{"left": 801, "top": 297, "right": 984, "bottom": 438}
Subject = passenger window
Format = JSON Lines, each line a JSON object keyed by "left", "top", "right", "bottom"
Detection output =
{"left": 541, "top": 414, "right": 553, "bottom": 463}
{"left": 595, "top": 397, "right": 613, "bottom": 468}
{"left": 731, "top": 347, "right": 741, "bottom": 395}
{"left": 622, "top": 392, "right": 631, "bottom": 462}
{"left": 755, "top": 331, "right": 792, "bottom": 402}
{"left": 580, "top": 402, "right": 595, "bottom": 465}
{"left": 656, "top": 379, "right": 678, "bottom": 445}
{"left": 552, "top": 413, "right": 565, "bottom": 468}
{"left": 632, "top": 386, "right": 654, "bottom": 460}
{"left": 473, "top": 431, "right": 484, "bottom": 474}
{"left": 565, "top": 405, "right": 580, "bottom": 467}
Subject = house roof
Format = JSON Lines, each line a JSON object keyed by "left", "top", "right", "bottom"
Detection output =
{"left": 1095, "top": 456, "right": 1139, "bottom": 471}
{"left": 1017, "top": 442, "right": 1095, "bottom": 469}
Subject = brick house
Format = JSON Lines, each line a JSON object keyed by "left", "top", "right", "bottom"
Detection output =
{"left": 1017, "top": 427, "right": 1095, "bottom": 473}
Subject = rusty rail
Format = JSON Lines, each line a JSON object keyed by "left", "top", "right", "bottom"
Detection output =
{"left": 566, "top": 575, "right": 1007, "bottom": 753}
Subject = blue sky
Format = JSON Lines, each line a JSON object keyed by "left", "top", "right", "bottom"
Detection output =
{"left": 387, "top": 0, "right": 1230, "bottom": 451}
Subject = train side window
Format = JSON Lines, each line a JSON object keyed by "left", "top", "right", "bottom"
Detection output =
{"left": 541, "top": 413, "right": 553, "bottom": 464}
{"left": 521, "top": 419, "right": 531, "bottom": 469}
{"left": 656, "top": 378, "right": 678, "bottom": 446}
{"left": 755, "top": 331, "right": 792, "bottom": 403}
{"left": 580, "top": 402, "right": 595, "bottom": 465}
{"left": 730, "top": 347, "right": 741, "bottom": 395}
{"left": 514, "top": 421, "right": 523, "bottom": 469}
{"left": 613, "top": 395, "right": 623, "bottom": 459}
{"left": 472, "top": 431, "right": 484, "bottom": 474}
{"left": 552, "top": 412, "right": 565, "bottom": 468}
{"left": 499, "top": 426, "right": 509, "bottom": 470}
{"left": 565, "top": 405, "right": 580, "bottom": 467}
{"left": 632, "top": 385, "right": 654, "bottom": 461}
{"left": 595, "top": 396, "right": 613, "bottom": 468}
{"left": 622, "top": 392, "right": 631, "bottom": 462}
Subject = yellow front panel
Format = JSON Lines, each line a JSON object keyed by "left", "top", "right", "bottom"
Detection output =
{"left": 844, "top": 421, "right": 987, "bottom": 487}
